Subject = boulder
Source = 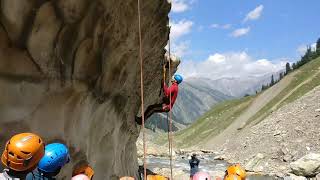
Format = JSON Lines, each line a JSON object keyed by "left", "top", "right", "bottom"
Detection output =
{"left": 245, "top": 153, "right": 265, "bottom": 172}
{"left": 214, "top": 154, "right": 227, "bottom": 160}
{"left": 283, "top": 173, "right": 307, "bottom": 180}
{"left": 290, "top": 153, "right": 320, "bottom": 177}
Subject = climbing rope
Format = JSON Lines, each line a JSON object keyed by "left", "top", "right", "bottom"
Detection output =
{"left": 137, "top": 0, "right": 147, "bottom": 179}
{"left": 168, "top": 27, "right": 174, "bottom": 180}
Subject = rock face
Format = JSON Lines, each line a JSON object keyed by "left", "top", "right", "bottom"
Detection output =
{"left": 0, "top": 0, "right": 171, "bottom": 179}
{"left": 290, "top": 153, "right": 320, "bottom": 177}
{"left": 218, "top": 86, "right": 320, "bottom": 176}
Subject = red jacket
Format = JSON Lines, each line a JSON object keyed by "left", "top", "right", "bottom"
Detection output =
{"left": 163, "top": 82, "right": 179, "bottom": 109}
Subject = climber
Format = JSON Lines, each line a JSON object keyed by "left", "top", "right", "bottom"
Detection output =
{"left": 135, "top": 72, "right": 183, "bottom": 125}
{"left": 72, "top": 164, "right": 94, "bottom": 180}
{"left": 189, "top": 153, "right": 200, "bottom": 179}
{"left": 26, "top": 143, "right": 70, "bottom": 180}
{"left": 224, "top": 164, "right": 246, "bottom": 180}
{"left": 0, "top": 133, "right": 45, "bottom": 180}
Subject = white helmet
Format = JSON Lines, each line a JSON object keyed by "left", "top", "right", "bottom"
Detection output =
{"left": 71, "top": 174, "right": 90, "bottom": 180}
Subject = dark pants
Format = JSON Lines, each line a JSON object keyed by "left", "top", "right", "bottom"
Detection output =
{"left": 143, "top": 103, "right": 169, "bottom": 120}
{"left": 136, "top": 97, "right": 171, "bottom": 125}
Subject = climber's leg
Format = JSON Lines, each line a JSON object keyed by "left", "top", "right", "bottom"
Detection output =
{"left": 135, "top": 104, "right": 167, "bottom": 125}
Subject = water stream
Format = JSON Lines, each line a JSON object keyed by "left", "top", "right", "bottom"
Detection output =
{"left": 145, "top": 155, "right": 279, "bottom": 180}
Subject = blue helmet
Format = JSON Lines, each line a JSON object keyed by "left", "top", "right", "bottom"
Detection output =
{"left": 38, "top": 143, "right": 70, "bottom": 173}
{"left": 174, "top": 74, "right": 183, "bottom": 84}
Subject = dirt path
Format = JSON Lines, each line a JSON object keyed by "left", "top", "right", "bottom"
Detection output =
{"left": 203, "top": 71, "right": 298, "bottom": 149}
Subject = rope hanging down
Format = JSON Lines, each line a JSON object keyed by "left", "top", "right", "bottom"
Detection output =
{"left": 168, "top": 26, "right": 174, "bottom": 180}
{"left": 137, "top": 0, "right": 147, "bottom": 179}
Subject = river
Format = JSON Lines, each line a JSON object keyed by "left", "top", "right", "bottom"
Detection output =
{"left": 144, "top": 155, "right": 279, "bottom": 180}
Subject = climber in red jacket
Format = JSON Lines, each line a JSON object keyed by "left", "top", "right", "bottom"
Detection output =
{"left": 135, "top": 73, "right": 183, "bottom": 125}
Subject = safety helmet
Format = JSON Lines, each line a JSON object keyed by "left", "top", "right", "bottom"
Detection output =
{"left": 1, "top": 133, "right": 45, "bottom": 172}
{"left": 193, "top": 172, "right": 212, "bottom": 180}
{"left": 226, "top": 164, "right": 246, "bottom": 180}
{"left": 173, "top": 74, "right": 183, "bottom": 84}
{"left": 71, "top": 174, "right": 90, "bottom": 180}
{"left": 224, "top": 174, "right": 241, "bottom": 180}
{"left": 73, "top": 165, "right": 94, "bottom": 179}
{"left": 37, "top": 143, "right": 70, "bottom": 173}
{"left": 147, "top": 175, "right": 168, "bottom": 180}
{"left": 120, "top": 177, "right": 134, "bottom": 180}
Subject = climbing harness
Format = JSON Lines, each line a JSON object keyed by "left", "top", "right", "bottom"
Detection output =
{"left": 137, "top": 0, "right": 147, "bottom": 179}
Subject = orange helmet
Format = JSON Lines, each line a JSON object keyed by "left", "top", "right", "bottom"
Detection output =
{"left": 224, "top": 174, "right": 242, "bottom": 180}
{"left": 73, "top": 165, "right": 94, "bottom": 179}
{"left": 226, "top": 164, "right": 246, "bottom": 180}
{"left": 1, "top": 133, "right": 45, "bottom": 172}
{"left": 120, "top": 177, "right": 135, "bottom": 180}
{"left": 147, "top": 175, "right": 168, "bottom": 180}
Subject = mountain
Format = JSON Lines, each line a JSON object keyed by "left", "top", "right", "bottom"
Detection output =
{"left": 186, "top": 73, "right": 283, "bottom": 98}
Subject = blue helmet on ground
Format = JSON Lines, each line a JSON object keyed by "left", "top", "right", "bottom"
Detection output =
{"left": 38, "top": 143, "right": 70, "bottom": 173}
{"left": 174, "top": 74, "right": 183, "bottom": 84}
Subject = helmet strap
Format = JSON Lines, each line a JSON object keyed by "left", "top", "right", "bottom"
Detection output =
{"left": 6, "top": 141, "right": 10, "bottom": 168}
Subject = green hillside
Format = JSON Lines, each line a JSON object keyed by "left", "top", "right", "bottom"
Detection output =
{"left": 155, "top": 95, "right": 255, "bottom": 147}
{"left": 247, "top": 56, "right": 320, "bottom": 126}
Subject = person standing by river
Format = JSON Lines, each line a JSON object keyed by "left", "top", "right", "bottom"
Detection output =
{"left": 189, "top": 153, "right": 200, "bottom": 179}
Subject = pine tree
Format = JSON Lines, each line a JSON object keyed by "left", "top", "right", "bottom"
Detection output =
{"left": 279, "top": 72, "right": 284, "bottom": 80}
{"left": 270, "top": 75, "right": 275, "bottom": 86}
{"left": 285, "top": 62, "right": 291, "bottom": 75}
{"left": 317, "top": 38, "right": 320, "bottom": 57}
{"left": 292, "top": 63, "right": 296, "bottom": 70}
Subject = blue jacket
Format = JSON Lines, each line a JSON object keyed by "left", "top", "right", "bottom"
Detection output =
{"left": 26, "top": 169, "right": 56, "bottom": 180}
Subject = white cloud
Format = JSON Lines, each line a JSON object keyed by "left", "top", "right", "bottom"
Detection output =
{"left": 168, "top": 20, "right": 193, "bottom": 57}
{"left": 297, "top": 45, "right": 308, "bottom": 55}
{"left": 311, "top": 43, "right": 317, "bottom": 51}
{"left": 230, "top": 27, "right": 250, "bottom": 37}
{"left": 170, "top": 20, "right": 194, "bottom": 41}
{"left": 210, "top": 24, "right": 232, "bottom": 29}
{"left": 170, "top": 0, "right": 196, "bottom": 13}
{"left": 208, "top": 53, "right": 226, "bottom": 63}
{"left": 297, "top": 43, "right": 317, "bottom": 55}
{"left": 172, "top": 41, "right": 190, "bottom": 57}
{"left": 244, "top": 5, "right": 264, "bottom": 22}
{"left": 177, "top": 51, "right": 287, "bottom": 79}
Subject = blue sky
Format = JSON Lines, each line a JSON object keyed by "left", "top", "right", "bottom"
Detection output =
{"left": 170, "top": 0, "right": 320, "bottom": 79}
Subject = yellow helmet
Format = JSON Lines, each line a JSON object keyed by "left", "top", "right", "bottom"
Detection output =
{"left": 226, "top": 164, "right": 246, "bottom": 180}
{"left": 147, "top": 175, "right": 168, "bottom": 180}
{"left": 120, "top": 177, "right": 134, "bottom": 180}
{"left": 224, "top": 174, "right": 242, "bottom": 180}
